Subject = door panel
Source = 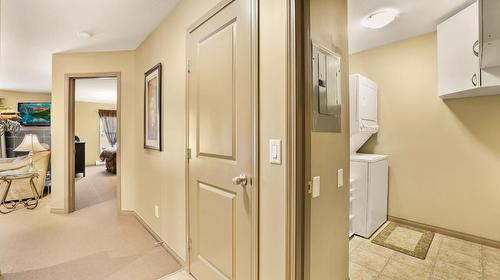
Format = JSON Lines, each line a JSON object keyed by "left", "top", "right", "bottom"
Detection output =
{"left": 188, "top": 1, "right": 254, "bottom": 280}
{"left": 197, "top": 182, "right": 235, "bottom": 278}
{"left": 198, "top": 22, "right": 236, "bottom": 160}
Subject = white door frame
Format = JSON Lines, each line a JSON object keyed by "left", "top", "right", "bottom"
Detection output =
{"left": 64, "top": 72, "right": 122, "bottom": 214}
{"left": 184, "top": 0, "right": 259, "bottom": 278}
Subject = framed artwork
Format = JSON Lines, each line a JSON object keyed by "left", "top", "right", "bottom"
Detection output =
{"left": 144, "top": 63, "right": 162, "bottom": 151}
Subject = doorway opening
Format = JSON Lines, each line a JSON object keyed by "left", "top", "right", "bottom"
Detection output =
{"left": 65, "top": 73, "right": 121, "bottom": 213}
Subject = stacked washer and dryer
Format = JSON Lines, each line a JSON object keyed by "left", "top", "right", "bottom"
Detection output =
{"left": 349, "top": 74, "right": 389, "bottom": 239}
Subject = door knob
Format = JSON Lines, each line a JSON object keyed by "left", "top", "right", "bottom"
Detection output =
{"left": 232, "top": 174, "right": 248, "bottom": 187}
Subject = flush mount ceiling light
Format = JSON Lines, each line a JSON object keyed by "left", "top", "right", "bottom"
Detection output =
{"left": 361, "top": 9, "right": 399, "bottom": 29}
{"left": 76, "top": 31, "right": 93, "bottom": 39}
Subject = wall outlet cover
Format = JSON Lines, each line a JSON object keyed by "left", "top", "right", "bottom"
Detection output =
{"left": 154, "top": 205, "right": 159, "bottom": 218}
{"left": 337, "top": 169, "right": 344, "bottom": 188}
{"left": 312, "top": 176, "right": 320, "bottom": 198}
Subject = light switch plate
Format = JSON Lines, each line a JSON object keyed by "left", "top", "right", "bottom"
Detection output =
{"left": 337, "top": 169, "right": 343, "bottom": 188}
{"left": 312, "top": 176, "right": 320, "bottom": 198}
{"left": 269, "top": 139, "right": 282, "bottom": 165}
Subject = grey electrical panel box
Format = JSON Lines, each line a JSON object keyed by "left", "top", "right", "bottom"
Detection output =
{"left": 312, "top": 43, "right": 342, "bottom": 132}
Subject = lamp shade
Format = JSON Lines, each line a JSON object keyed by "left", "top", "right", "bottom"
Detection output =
{"left": 14, "top": 134, "right": 47, "bottom": 152}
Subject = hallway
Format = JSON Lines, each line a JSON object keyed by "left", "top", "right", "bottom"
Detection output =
{"left": 0, "top": 166, "right": 180, "bottom": 280}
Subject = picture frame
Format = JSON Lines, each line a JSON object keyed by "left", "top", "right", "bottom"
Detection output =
{"left": 144, "top": 63, "right": 162, "bottom": 151}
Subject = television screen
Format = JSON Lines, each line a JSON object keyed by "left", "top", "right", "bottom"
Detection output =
{"left": 18, "top": 103, "right": 51, "bottom": 126}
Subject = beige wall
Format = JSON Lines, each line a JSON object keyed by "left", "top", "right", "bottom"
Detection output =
{"left": 308, "top": 0, "right": 350, "bottom": 279}
{"left": 74, "top": 102, "right": 116, "bottom": 166}
{"left": 132, "top": 0, "right": 223, "bottom": 261}
{"left": 52, "top": 0, "right": 290, "bottom": 274}
{"left": 350, "top": 32, "right": 500, "bottom": 242}
{"left": 259, "top": 0, "right": 288, "bottom": 279}
{"left": 51, "top": 51, "right": 136, "bottom": 212}
{"left": 0, "top": 90, "right": 50, "bottom": 110}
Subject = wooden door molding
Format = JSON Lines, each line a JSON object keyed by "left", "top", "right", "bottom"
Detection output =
{"left": 286, "top": 0, "right": 301, "bottom": 279}
{"left": 295, "top": 0, "right": 313, "bottom": 278}
{"left": 63, "top": 72, "right": 122, "bottom": 214}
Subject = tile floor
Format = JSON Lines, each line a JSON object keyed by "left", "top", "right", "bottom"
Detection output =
{"left": 160, "top": 225, "right": 500, "bottom": 280}
{"left": 349, "top": 224, "right": 500, "bottom": 280}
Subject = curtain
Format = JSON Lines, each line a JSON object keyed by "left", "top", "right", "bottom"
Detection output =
{"left": 98, "top": 110, "right": 117, "bottom": 147}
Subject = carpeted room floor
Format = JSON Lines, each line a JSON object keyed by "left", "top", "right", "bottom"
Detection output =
{"left": 0, "top": 165, "right": 181, "bottom": 280}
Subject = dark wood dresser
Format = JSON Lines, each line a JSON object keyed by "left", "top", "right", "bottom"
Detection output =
{"left": 75, "top": 142, "right": 86, "bottom": 176}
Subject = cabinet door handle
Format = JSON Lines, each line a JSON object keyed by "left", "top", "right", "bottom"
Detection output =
{"left": 473, "top": 40, "right": 480, "bottom": 57}
{"left": 472, "top": 73, "right": 478, "bottom": 87}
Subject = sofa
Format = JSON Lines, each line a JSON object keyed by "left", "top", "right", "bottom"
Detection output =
{"left": 0, "top": 151, "right": 51, "bottom": 201}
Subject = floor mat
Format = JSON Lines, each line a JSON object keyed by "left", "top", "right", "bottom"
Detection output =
{"left": 371, "top": 222, "right": 434, "bottom": 259}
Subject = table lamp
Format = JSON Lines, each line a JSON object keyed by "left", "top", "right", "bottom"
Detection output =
{"left": 13, "top": 134, "right": 47, "bottom": 171}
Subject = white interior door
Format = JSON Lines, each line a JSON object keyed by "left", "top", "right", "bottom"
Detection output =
{"left": 187, "top": 1, "right": 255, "bottom": 279}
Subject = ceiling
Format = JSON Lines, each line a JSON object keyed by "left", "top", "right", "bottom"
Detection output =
{"left": 348, "top": 0, "right": 476, "bottom": 54}
{"left": 0, "top": 0, "right": 178, "bottom": 93}
{"left": 75, "top": 78, "right": 117, "bottom": 105}
{"left": 0, "top": 0, "right": 480, "bottom": 92}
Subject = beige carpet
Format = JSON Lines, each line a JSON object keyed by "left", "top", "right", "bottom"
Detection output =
{"left": 0, "top": 165, "right": 181, "bottom": 280}
{"left": 74, "top": 166, "right": 117, "bottom": 211}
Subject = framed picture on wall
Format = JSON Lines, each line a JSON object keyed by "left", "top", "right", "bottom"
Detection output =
{"left": 144, "top": 63, "right": 162, "bottom": 151}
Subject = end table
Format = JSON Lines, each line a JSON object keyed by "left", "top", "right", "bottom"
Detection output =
{"left": 0, "top": 171, "right": 40, "bottom": 214}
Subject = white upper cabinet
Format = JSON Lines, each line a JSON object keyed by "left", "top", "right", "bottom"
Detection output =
{"left": 481, "top": 0, "right": 500, "bottom": 68}
{"left": 437, "top": 0, "right": 500, "bottom": 99}
{"left": 480, "top": 0, "right": 500, "bottom": 88}
{"left": 438, "top": 2, "right": 479, "bottom": 98}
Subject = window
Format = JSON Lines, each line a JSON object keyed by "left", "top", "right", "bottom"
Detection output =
{"left": 99, "top": 118, "right": 112, "bottom": 152}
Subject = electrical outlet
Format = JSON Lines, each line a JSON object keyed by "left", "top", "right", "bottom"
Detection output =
{"left": 337, "top": 169, "right": 344, "bottom": 188}
{"left": 312, "top": 176, "right": 320, "bottom": 198}
{"left": 154, "top": 205, "right": 159, "bottom": 218}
